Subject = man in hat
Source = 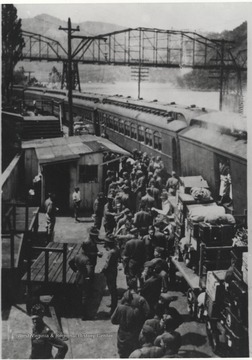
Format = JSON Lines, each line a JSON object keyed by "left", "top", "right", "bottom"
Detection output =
{"left": 140, "top": 260, "right": 163, "bottom": 315}
{"left": 101, "top": 234, "right": 120, "bottom": 315}
{"left": 116, "top": 208, "right": 132, "bottom": 231}
{"left": 135, "top": 170, "right": 147, "bottom": 211}
{"left": 155, "top": 316, "right": 182, "bottom": 356}
{"left": 159, "top": 294, "right": 182, "bottom": 330}
{"left": 161, "top": 331, "right": 182, "bottom": 358}
{"left": 103, "top": 195, "right": 117, "bottom": 235}
{"left": 111, "top": 289, "right": 144, "bottom": 358}
{"left": 151, "top": 190, "right": 174, "bottom": 217}
{"left": 30, "top": 303, "right": 68, "bottom": 359}
{"left": 166, "top": 171, "right": 179, "bottom": 196}
{"left": 87, "top": 227, "right": 103, "bottom": 269}
{"left": 139, "top": 302, "right": 164, "bottom": 345}
{"left": 153, "top": 247, "right": 169, "bottom": 293}
{"left": 133, "top": 204, "right": 153, "bottom": 235}
{"left": 104, "top": 170, "right": 115, "bottom": 196}
{"left": 116, "top": 219, "right": 135, "bottom": 260}
{"left": 163, "top": 224, "right": 176, "bottom": 258}
{"left": 93, "top": 192, "right": 105, "bottom": 230}
{"left": 123, "top": 231, "right": 146, "bottom": 289}
{"left": 121, "top": 186, "right": 135, "bottom": 213}
{"left": 69, "top": 240, "right": 96, "bottom": 320}
{"left": 129, "top": 324, "right": 164, "bottom": 358}
{"left": 44, "top": 192, "right": 58, "bottom": 243}
{"left": 72, "top": 187, "right": 81, "bottom": 222}
{"left": 142, "top": 225, "right": 156, "bottom": 261}
{"left": 149, "top": 179, "right": 162, "bottom": 209}
{"left": 140, "top": 188, "right": 156, "bottom": 213}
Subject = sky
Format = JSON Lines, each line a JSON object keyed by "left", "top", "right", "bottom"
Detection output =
{"left": 13, "top": 1, "right": 251, "bottom": 33}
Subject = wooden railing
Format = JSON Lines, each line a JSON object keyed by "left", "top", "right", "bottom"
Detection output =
{"left": 2, "top": 203, "right": 40, "bottom": 269}
{"left": 26, "top": 243, "right": 68, "bottom": 284}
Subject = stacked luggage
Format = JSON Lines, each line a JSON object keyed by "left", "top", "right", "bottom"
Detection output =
{"left": 205, "top": 248, "right": 248, "bottom": 356}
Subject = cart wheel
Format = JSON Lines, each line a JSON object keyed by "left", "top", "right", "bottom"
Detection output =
{"left": 206, "top": 320, "right": 219, "bottom": 353}
{"left": 187, "top": 288, "right": 195, "bottom": 316}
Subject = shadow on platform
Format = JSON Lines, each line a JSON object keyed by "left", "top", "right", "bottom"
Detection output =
{"left": 181, "top": 332, "right": 207, "bottom": 346}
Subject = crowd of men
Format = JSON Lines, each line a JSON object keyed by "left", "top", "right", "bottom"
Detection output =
{"left": 69, "top": 150, "right": 183, "bottom": 358}
{"left": 37, "top": 150, "right": 183, "bottom": 359}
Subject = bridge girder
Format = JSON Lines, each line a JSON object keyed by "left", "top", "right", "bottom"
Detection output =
{"left": 21, "top": 27, "right": 247, "bottom": 71}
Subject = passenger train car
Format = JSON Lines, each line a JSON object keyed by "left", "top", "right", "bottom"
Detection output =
{"left": 12, "top": 85, "right": 247, "bottom": 216}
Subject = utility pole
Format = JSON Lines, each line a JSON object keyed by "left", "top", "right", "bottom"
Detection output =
{"left": 138, "top": 29, "right": 142, "bottom": 100}
{"left": 219, "top": 40, "right": 225, "bottom": 111}
{"left": 59, "top": 18, "right": 79, "bottom": 136}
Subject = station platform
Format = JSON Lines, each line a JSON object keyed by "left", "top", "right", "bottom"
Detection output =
{"left": 2, "top": 213, "right": 215, "bottom": 358}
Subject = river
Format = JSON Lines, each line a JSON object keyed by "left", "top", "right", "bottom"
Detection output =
{"left": 79, "top": 81, "right": 220, "bottom": 110}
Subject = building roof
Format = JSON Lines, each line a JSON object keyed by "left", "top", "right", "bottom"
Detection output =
{"left": 22, "top": 135, "right": 130, "bottom": 164}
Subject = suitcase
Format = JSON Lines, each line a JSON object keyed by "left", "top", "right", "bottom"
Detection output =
{"left": 179, "top": 175, "right": 209, "bottom": 194}
{"left": 231, "top": 248, "right": 248, "bottom": 271}
{"left": 228, "top": 280, "right": 248, "bottom": 325}
{"left": 206, "top": 270, "right": 226, "bottom": 302}
{"left": 224, "top": 325, "right": 249, "bottom": 357}
{"left": 199, "top": 222, "right": 234, "bottom": 245}
{"left": 188, "top": 218, "right": 199, "bottom": 238}
{"left": 224, "top": 306, "right": 246, "bottom": 337}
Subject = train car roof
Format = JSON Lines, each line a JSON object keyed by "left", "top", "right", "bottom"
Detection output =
{"left": 73, "top": 98, "right": 99, "bottom": 108}
{"left": 191, "top": 111, "right": 247, "bottom": 132}
{"left": 103, "top": 95, "right": 211, "bottom": 119}
{"left": 97, "top": 103, "right": 188, "bottom": 131}
{"left": 179, "top": 126, "right": 247, "bottom": 161}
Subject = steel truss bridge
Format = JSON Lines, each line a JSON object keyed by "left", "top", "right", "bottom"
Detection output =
{"left": 21, "top": 27, "right": 247, "bottom": 70}
{"left": 21, "top": 26, "right": 247, "bottom": 118}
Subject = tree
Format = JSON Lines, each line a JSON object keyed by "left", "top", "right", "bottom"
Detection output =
{"left": 49, "top": 66, "right": 62, "bottom": 85}
{"left": 13, "top": 66, "right": 27, "bottom": 85}
{"left": 2, "top": 4, "right": 24, "bottom": 102}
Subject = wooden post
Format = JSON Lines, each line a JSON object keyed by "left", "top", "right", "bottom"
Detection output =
{"left": 10, "top": 231, "right": 15, "bottom": 269}
{"left": 13, "top": 204, "right": 16, "bottom": 232}
{"left": 27, "top": 240, "right": 32, "bottom": 282}
{"left": 45, "top": 251, "right": 49, "bottom": 282}
{"left": 25, "top": 204, "right": 29, "bottom": 232}
{"left": 63, "top": 243, "right": 67, "bottom": 284}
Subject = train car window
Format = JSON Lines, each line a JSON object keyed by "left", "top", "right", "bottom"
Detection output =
{"left": 131, "top": 124, "right": 137, "bottom": 139}
{"left": 145, "top": 128, "right": 153, "bottom": 147}
{"left": 119, "top": 119, "right": 124, "bottom": 134}
{"left": 138, "top": 125, "right": 144, "bottom": 142}
{"left": 154, "top": 131, "right": 162, "bottom": 151}
{"left": 114, "top": 117, "right": 119, "bottom": 132}
{"left": 125, "top": 122, "right": 130, "bottom": 137}
{"left": 79, "top": 165, "right": 98, "bottom": 183}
